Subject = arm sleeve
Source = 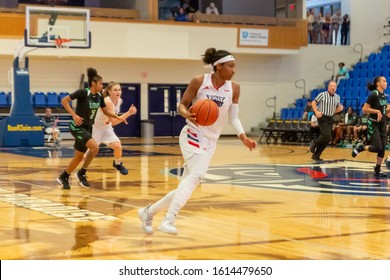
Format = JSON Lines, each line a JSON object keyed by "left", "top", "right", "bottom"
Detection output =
{"left": 229, "top": 103, "right": 245, "bottom": 136}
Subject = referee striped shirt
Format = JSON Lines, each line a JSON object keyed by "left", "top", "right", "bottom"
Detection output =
{"left": 314, "top": 91, "right": 341, "bottom": 117}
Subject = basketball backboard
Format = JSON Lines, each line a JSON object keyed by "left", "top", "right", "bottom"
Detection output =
{"left": 25, "top": 5, "right": 90, "bottom": 48}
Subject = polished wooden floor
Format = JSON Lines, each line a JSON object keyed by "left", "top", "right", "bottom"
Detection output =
{"left": 0, "top": 137, "right": 390, "bottom": 260}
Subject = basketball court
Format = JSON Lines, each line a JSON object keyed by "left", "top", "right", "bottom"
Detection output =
{"left": 0, "top": 138, "right": 390, "bottom": 260}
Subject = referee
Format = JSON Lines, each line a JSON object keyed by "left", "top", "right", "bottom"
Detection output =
{"left": 310, "top": 81, "right": 344, "bottom": 161}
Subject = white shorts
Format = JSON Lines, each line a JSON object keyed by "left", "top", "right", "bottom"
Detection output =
{"left": 92, "top": 125, "right": 120, "bottom": 146}
{"left": 45, "top": 127, "right": 60, "bottom": 134}
{"left": 179, "top": 124, "right": 216, "bottom": 161}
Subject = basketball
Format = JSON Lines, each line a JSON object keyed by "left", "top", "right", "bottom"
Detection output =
{"left": 191, "top": 99, "right": 219, "bottom": 126}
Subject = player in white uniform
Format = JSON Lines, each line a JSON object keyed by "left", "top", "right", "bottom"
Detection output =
{"left": 138, "top": 48, "right": 257, "bottom": 235}
{"left": 91, "top": 81, "right": 137, "bottom": 175}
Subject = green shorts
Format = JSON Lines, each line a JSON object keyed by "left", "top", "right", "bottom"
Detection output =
{"left": 69, "top": 120, "right": 92, "bottom": 153}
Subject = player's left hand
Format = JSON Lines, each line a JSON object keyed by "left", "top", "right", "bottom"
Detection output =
{"left": 128, "top": 104, "right": 137, "bottom": 115}
{"left": 243, "top": 138, "right": 257, "bottom": 151}
{"left": 118, "top": 115, "right": 128, "bottom": 124}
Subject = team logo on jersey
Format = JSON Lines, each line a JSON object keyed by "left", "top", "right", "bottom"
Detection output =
{"left": 169, "top": 160, "right": 390, "bottom": 197}
{"left": 207, "top": 95, "right": 225, "bottom": 107}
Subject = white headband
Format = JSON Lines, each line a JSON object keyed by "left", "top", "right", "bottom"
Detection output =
{"left": 212, "top": 55, "right": 235, "bottom": 66}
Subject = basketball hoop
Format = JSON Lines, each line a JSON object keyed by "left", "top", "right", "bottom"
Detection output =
{"left": 54, "top": 38, "right": 72, "bottom": 57}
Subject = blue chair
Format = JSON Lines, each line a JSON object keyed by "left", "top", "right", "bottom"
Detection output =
{"left": 310, "top": 89, "right": 320, "bottom": 100}
{"left": 47, "top": 92, "right": 60, "bottom": 107}
{"left": 32, "top": 92, "right": 47, "bottom": 107}
{"left": 338, "top": 78, "right": 347, "bottom": 88}
{"left": 337, "top": 87, "right": 345, "bottom": 98}
{"left": 351, "top": 79, "right": 360, "bottom": 88}
{"left": 348, "top": 70, "right": 357, "bottom": 79}
{"left": 0, "top": 91, "right": 8, "bottom": 107}
{"left": 292, "top": 109, "right": 301, "bottom": 120}
{"left": 344, "top": 88, "right": 353, "bottom": 99}
{"left": 59, "top": 92, "right": 70, "bottom": 108}
{"left": 6, "top": 92, "right": 12, "bottom": 106}
{"left": 367, "top": 69, "right": 374, "bottom": 79}
{"left": 374, "top": 68, "right": 382, "bottom": 77}
{"left": 345, "top": 79, "right": 353, "bottom": 89}
{"left": 286, "top": 108, "right": 294, "bottom": 120}
{"left": 280, "top": 108, "right": 289, "bottom": 120}
{"left": 368, "top": 53, "right": 380, "bottom": 63}
{"left": 359, "top": 68, "right": 367, "bottom": 78}
{"left": 382, "top": 45, "right": 390, "bottom": 53}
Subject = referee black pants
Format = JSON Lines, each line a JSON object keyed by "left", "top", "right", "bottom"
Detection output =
{"left": 314, "top": 115, "right": 333, "bottom": 158}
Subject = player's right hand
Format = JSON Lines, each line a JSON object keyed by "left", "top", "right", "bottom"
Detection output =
{"left": 73, "top": 114, "right": 83, "bottom": 126}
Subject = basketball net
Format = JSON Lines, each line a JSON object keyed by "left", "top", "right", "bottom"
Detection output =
{"left": 54, "top": 38, "right": 72, "bottom": 58}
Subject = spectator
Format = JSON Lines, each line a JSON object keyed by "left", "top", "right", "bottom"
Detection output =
{"left": 307, "top": 9, "right": 315, "bottom": 43}
{"left": 344, "top": 106, "right": 359, "bottom": 143}
{"left": 191, "top": 11, "right": 200, "bottom": 23}
{"left": 353, "top": 110, "right": 368, "bottom": 145}
{"left": 334, "top": 106, "right": 358, "bottom": 146}
{"left": 340, "top": 14, "right": 350, "bottom": 45}
{"left": 41, "top": 107, "right": 61, "bottom": 148}
{"left": 322, "top": 12, "right": 331, "bottom": 44}
{"left": 175, "top": 7, "right": 188, "bottom": 22}
{"left": 330, "top": 10, "right": 343, "bottom": 45}
{"left": 302, "top": 99, "right": 313, "bottom": 120}
{"left": 316, "top": 12, "right": 324, "bottom": 44}
{"left": 205, "top": 2, "right": 219, "bottom": 15}
{"left": 335, "top": 62, "right": 350, "bottom": 86}
{"left": 331, "top": 111, "right": 345, "bottom": 145}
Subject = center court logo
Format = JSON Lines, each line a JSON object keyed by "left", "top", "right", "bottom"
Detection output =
{"left": 169, "top": 160, "right": 390, "bottom": 197}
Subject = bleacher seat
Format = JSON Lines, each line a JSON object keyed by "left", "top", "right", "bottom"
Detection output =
{"left": 280, "top": 108, "right": 289, "bottom": 120}
{"left": 47, "top": 92, "right": 60, "bottom": 107}
{"left": 59, "top": 92, "right": 70, "bottom": 107}
{"left": 344, "top": 88, "right": 353, "bottom": 99}
{"left": 6, "top": 92, "right": 12, "bottom": 106}
{"left": 286, "top": 108, "right": 294, "bottom": 120}
{"left": 338, "top": 79, "right": 347, "bottom": 89}
{"left": 292, "top": 109, "right": 301, "bottom": 120}
{"left": 33, "top": 91, "right": 47, "bottom": 107}
{"left": 310, "top": 89, "right": 321, "bottom": 100}
{"left": 382, "top": 45, "right": 390, "bottom": 53}
{"left": 0, "top": 91, "right": 8, "bottom": 107}
{"left": 337, "top": 87, "right": 345, "bottom": 97}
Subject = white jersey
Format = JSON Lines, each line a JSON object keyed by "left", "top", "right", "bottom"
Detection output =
{"left": 93, "top": 97, "right": 122, "bottom": 128}
{"left": 92, "top": 97, "right": 122, "bottom": 145}
{"left": 186, "top": 73, "right": 233, "bottom": 141}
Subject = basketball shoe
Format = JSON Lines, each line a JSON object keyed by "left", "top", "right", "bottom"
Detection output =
{"left": 385, "top": 157, "right": 390, "bottom": 170}
{"left": 138, "top": 206, "right": 154, "bottom": 234}
{"left": 352, "top": 143, "right": 365, "bottom": 158}
{"left": 57, "top": 173, "right": 70, "bottom": 189}
{"left": 76, "top": 170, "right": 90, "bottom": 188}
{"left": 374, "top": 165, "right": 387, "bottom": 178}
{"left": 158, "top": 217, "right": 178, "bottom": 235}
{"left": 113, "top": 160, "right": 128, "bottom": 175}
